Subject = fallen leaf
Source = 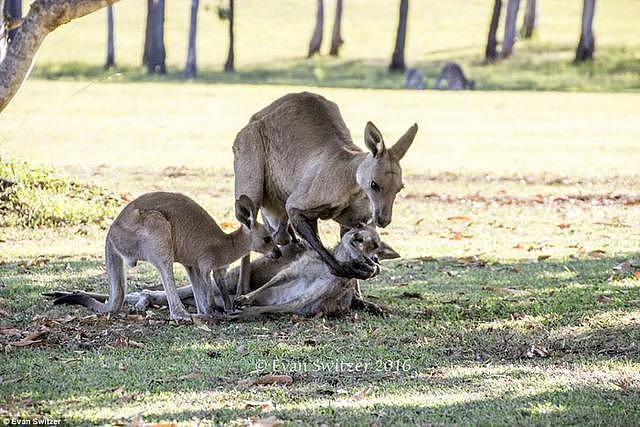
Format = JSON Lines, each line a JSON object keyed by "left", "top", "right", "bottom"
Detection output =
{"left": 220, "top": 221, "right": 236, "bottom": 229}
{"left": 244, "top": 400, "right": 275, "bottom": 411}
{"left": 526, "top": 345, "right": 549, "bottom": 358}
{"left": 253, "top": 374, "right": 293, "bottom": 386}
{"left": 447, "top": 215, "right": 472, "bottom": 222}
{"left": 236, "top": 345, "right": 249, "bottom": 355}
{"left": 557, "top": 223, "right": 571, "bottom": 229}
{"left": 537, "top": 255, "right": 551, "bottom": 261}
{"left": 127, "top": 339, "right": 144, "bottom": 349}
{"left": 450, "top": 231, "right": 463, "bottom": 241}
{"left": 588, "top": 250, "right": 606, "bottom": 258}
{"left": 635, "top": 272, "right": 640, "bottom": 280}
{"left": 596, "top": 294, "right": 611, "bottom": 304}
{"left": 351, "top": 386, "right": 372, "bottom": 401}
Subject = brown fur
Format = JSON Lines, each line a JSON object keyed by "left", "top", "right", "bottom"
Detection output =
{"left": 233, "top": 92, "right": 417, "bottom": 280}
{"left": 54, "top": 192, "right": 279, "bottom": 321}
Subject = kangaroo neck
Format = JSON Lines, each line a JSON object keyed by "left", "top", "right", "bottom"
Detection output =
{"left": 219, "top": 227, "right": 251, "bottom": 266}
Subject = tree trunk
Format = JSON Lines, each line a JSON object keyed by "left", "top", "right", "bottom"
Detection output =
{"left": 104, "top": 4, "right": 114, "bottom": 68}
{"left": 389, "top": 0, "right": 408, "bottom": 72}
{"left": 520, "top": 0, "right": 537, "bottom": 39}
{"left": 501, "top": 0, "right": 520, "bottom": 58}
{"left": 307, "top": 0, "right": 323, "bottom": 57}
{"left": 329, "top": 0, "right": 343, "bottom": 56}
{"left": 0, "top": 0, "right": 119, "bottom": 113}
{"left": 0, "top": 0, "right": 7, "bottom": 63}
{"left": 484, "top": 0, "right": 501, "bottom": 62}
{"left": 184, "top": 0, "right": 198, "bottom": 78}
{"left": 223, "top": 0, "right": 234, "bottom": 72}
{"left": 143, "top": 0, "right": 165, "bottom": 74}
{"left": 4, "top": 0, "right": 21, "bottom": 42}
{"left": 575, "top": 0, "right": 596, "bottom": 62}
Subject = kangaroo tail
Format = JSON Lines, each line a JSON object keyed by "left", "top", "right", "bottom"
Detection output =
{"left": 52, "top": 292, "right": 109, "bottom": 311}
{"left": 53, "top": 240, "right": 126, "bottom": 313}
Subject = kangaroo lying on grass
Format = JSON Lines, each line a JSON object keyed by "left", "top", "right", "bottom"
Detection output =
{"left": 233, "top": 92, "right": 417, "bottom": 281}
{"left": 50, "top": 226, "right": 399, "bottom": 318}
{"left": 51, "top": 192, "right": 280, "bottom": 321}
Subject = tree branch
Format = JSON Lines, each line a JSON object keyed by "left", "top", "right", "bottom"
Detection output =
{"left": 0, "top": 0, "right": 119, "bottom": 113}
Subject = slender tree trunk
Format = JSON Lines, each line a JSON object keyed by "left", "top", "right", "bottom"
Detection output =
{"left": 4, "top": 0, "right": 21, "bottom": 42}
{"left": 329, "top": 0, "right": 343, "bottom": 56}
{"left": 389, "top": 0, "right": 408, "bottom": 72}
{"left": 184, "top": 0, "right": 198, "bottom": 78}
{"left": 520, "top": 0, "right": 537, "bottom": 39}
{"left": 501, "top": 0, "right": 520, "bottom": 58}
{"left": 0, "top": 0, "right": 120, "bottom": 113}
{"left": 575, "top": 0, "right": 596, "bottom": 62}
{"left": 223, "top": 0, "right": 234, "bottom": 72}
{"left": 485, "top": 0, "right": 501, "bottom": 62}
{"left": 104, "top": 5, "right": 114, "bottom": 68}
{"left": 0, "top": 0, "right": 7, "bottom": 63}
{"left": 143, "top": 0, "right": 165, "bottom": 74}
{"left": 307, "top": 0, "right": 323, "bottom": 57}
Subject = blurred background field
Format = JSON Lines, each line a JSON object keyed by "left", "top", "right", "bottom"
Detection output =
{"left": 29, "top": 0, "right": 640, "bottom": 91}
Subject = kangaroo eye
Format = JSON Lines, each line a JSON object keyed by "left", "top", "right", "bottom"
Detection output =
{"left": 370, "top": 181, "right": 381, "bottom": 192}
{"left": 263, "top": 236, "right": 272, "bottom": 244}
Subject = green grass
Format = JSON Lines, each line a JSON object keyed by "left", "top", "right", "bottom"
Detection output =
{"left": 0, "top": 159, "right": 121, "bottom": 228}
{"left": 1, "top": 81, "right": 640, "bottom": 424}
{"left": 24, "top": 0, "right": 640, "bottom": 91}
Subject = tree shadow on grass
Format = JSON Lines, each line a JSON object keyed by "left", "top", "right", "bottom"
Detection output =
{"left": 1, "top": 254, "right": 639, "bottom": 423}
{"left": 29, "top": 45, "right": 640, "bottom": 92}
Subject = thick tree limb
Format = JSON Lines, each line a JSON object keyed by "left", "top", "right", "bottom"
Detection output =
{"left": 0, "top": 0, "right": 119, "bottom": 113}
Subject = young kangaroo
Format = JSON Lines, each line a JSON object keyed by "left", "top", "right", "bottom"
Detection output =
{"left": 53, "top": 192, "right": 280, "bottom": 321}
{"left": 233, "top": 92, "right": 417, "bottom": 280}
{"left": 434, "top": 63, "right": 475, "bottom": 90}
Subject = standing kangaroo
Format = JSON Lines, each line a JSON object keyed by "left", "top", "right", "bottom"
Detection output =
{"left": 53, "top": 192, "right": 280, "bottom": 320}
{"left": 233, "top": 92, "right": 417, "bottom": 281}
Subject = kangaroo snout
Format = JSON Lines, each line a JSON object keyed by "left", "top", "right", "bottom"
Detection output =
{"left": 375, "top": 212, "right": 391, "bottom": 228}
{"left": 269, "top": 247, "right": 282, "bottom": 259}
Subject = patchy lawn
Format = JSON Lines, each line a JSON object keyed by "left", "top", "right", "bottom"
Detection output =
{"left": 1, "top": 84, "right": 640, "bottom": 425}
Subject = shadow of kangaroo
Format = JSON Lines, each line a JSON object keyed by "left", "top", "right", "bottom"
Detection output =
{"left": 233, "top": 92, "right": 417, "bottom": 281}
{"left": 52, "top": 192, "right": 280, "bottom": 320}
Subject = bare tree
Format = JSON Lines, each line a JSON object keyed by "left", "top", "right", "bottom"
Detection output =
{"left": 3, "top": 0, "right": 21, "bottom": 42}
{"left": 520, "top": 0, "right": 537, "bottom": 39}
{"left": 575, "top": 0, "right": 596, "bottom": 62}
{"left": 105, "top": 5, "right": 114, "bottom": 68}
{"left": 329, "top": 0, "right": 343, "bottom": 56}
{"left": 389, "top": 0, "right": 408, "bottom": 72}
{"left": 308, "top": 0, "right": 323, "bottom": 57}
{"left": 485, "top": 0, "right": 502, "bottom": 62}
{"left": 184, "top": 0, "right": 199, "bottom": 78}
{"left": 0, "top": 0, "right": 119, "bottom": 113}
{"left": 142, "top": 0, "right": 166, "bottom": 74}
{"left": 501, "top": 0, "right": 520, "bottom": 58}
{"left": 223, "top": 0, "right": 234, "bottom": 72}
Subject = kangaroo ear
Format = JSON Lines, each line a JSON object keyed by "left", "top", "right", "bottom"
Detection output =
{"left": 376, "top": 240, "right": 401, "bottom": 260}
{"left": 364, "top": 121, "right": 386, "bottom": 158}
{"left": 389, "top": 123, "right": 418, "bottom": 160}
{"left": 235, "top": 195, "right": 255, "bottom": 229}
